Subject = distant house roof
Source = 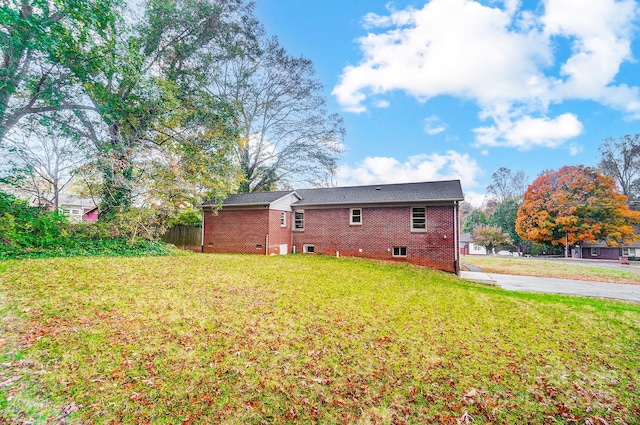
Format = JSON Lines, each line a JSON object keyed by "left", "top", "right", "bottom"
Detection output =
{"left": 200, "top": 190, "right": 298, "bottom": 207}
{"left": 201, "top": 180, "right": 464, "bottom": 208}
{"left": 581, "top": 241, "right": 640, "bottom": 248}
{"left": 57, "top": 194, "right": 99, "bottom": 208}
{"left": 459, "top": 232, "right": 473, "bottom": 243}
{"left": 293, "top": 181, "right": 463, "bottom": 207}
{"left": 31, "top": 193, "right": 99, "bottom": 209}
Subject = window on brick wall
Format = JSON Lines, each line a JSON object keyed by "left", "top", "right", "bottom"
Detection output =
{"left": 393, "top": 246, "right": 407, "bottom": 257}
{"left": 350, "top": 208, "right": 362, "bottom": 225}
{"left": 303, "top": 244, "right": 315, "bottom": 253}
{"left": 411, "top": 207, "right": 426, "bottom": 231}
{"left": 294, "top": 210, "right": 304, "bottom": 230}
{"left": 280, "top": 211, "right": 286, "bottom": 227}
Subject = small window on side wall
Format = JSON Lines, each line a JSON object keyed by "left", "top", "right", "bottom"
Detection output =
{"left": 350, "top": 208, "right": 362, "bottom": 225}
{"left": 411, "top": 207, "right": 426, "bottom": 231}
{"left": 590, "top": 247, "right": 600, "bottom": 257}
{"left": 280, "top": 211, "right": 286, "bottom": 227}
{"left": 393, "top": 246, "right": 407, "bottom": 257}
{"left": 294, "top": 210, "right": 304, "bottom": 230}
{"left": 303, "top": 244, "right": 315, "bottom": 253}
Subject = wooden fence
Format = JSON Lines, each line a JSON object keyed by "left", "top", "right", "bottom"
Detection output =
{"left": 161, "top": 225, "right": 202, "bottom": 251}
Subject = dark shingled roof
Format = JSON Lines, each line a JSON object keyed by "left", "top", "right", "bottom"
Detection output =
{"left": 293, "top": 180, "right": 463, "bottom": 206}
{"left": 201, "top": 180, "right": 463, "bottom": 208}
{"left": 201, "top": 190, "right": 296, "bottom": 207}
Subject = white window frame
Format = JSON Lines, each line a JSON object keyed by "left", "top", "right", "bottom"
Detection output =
{"left": 280, "top": 211, "right": 286, "bottom": 227}
{"left": 590, "top": 247, "right": 600, "bottom": 257}
{"left": 350, "top": 208, "right": 362, "bottom": 225}
{"left": 411, "top": 207, "right": 426, "bottom": 232}
{"left": 303, "top": 244, "right": 315, "bottom": 253}
{"left": 294, "top": 210, "right": 304, "bottom": 231}
{"left": 393, "top": 246, "right": 407, "bottom": 257}
{"left": 623, "top": 248, "right": 635, "bottom": 257}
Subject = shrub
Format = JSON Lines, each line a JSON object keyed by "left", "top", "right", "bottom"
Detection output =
{"left": 0, "top": 192, "right": 171, "bottom": 259}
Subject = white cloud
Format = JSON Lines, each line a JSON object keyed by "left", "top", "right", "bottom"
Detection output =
{"left": 568, "top": 142, "right": 583, "bottom": 156}
{"left": 474, "top": 113, "right": 584, "bottom": 149}
{"left": 374, "top": 99, "right": 391, "bottom": 108}
{"left": 333, "top": 0, "right": 640, "bottom": 148}
{"left": 424, "top": 115, "right": 447, "bottom": 135}
{"left": 335, "top": 151, "right": 482, "bottom": 189}
{"left": 462, "top": 190, "right": 486, "bottom": 207}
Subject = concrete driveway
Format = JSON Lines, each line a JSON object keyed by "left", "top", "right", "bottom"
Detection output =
{"left": 460, "top": 271, "right": 640, "bottom": 303}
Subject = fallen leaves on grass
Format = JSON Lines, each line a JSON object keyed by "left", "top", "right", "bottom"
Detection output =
{"left": 0, "top": 255, "right": 638, "bottom": 424}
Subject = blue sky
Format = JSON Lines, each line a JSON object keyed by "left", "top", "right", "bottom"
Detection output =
{"left": 253, "top": 0, "right": 640, "bottom": 205}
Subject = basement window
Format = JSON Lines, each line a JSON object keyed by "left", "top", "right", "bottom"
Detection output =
{"left": 303, "top": 244, "right": 315, "bottom": 253}
{"left": 393, "top": 246, "right": 407, "bottom": 257}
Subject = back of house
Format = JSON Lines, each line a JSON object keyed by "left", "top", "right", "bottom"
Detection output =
{"left": 200, "top": 180, "right": 464, "bottom": 273}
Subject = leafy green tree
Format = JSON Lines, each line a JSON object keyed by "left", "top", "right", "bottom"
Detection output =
{"left": 55, "top": 0, "right": 258, "bottom": 218}
{"left": 471, "top": 225, "right": 511, "bottom": 255}
{"left": 0, "top": 0, "right": 118, "bottom": 141}
{"left": 462, "top": 209, "right": 488, "bottom": 233}
{"left": 489, "top": 198, "right": 527, "bottom": 252}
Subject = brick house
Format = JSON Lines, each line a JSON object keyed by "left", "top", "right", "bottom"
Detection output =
{"left": 573, "top": 242, "right": 640, "bottom": 261}
{"left": 200, "top": 180, "right": 464, "bottom": 273}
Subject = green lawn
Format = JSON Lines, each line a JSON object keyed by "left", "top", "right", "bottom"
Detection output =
{"left": 462, "top": 255, "right": 640, "bottom": 285}
{"left": 1, "top": 254, "right": 639, "bottom": 424}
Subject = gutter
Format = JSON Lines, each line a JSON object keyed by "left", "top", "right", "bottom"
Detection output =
{"left": 292, "top": 198, "right": 465, "bottom": 208}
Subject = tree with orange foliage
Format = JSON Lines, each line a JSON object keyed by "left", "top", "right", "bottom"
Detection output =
{"left": 516, "top": 166, "right": 640, "bottom": 257}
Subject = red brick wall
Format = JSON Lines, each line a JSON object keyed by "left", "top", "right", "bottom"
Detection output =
{"left": 203, "top": 208, "right": 270, "bottom": 254}
{"left": 202, "top": 204, "right": 459, "bottom": 273}
{"left": 292, "top": 205, "right": 458, "bottom": 272}
{"left": 267, "top": 210, "right": 292, "bottom": 255}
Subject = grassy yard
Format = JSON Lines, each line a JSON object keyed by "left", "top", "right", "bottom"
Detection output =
{"left": 1, "top": 254, "right": 639, "bottom": 424}
{"left": 462, "top": 255, "right": 640, "bottom": 285}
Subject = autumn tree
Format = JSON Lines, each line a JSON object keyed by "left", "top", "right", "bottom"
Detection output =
{"left": 598, "top": 134, "right": 640, "bottom": 201}
{"left": 209, "top": 36, "right": 345, "bottom": 193}
{"left": 462, "top": 209, "right": 488, "bottom": 233}
{"left": 516, "top": 166, "right": 640, "bottom": 257}
{"left": 486, "top": 167, "right": 528, "bottom": 203}
{"left": 471, "top": 225, "right": 511, "bottom": 255}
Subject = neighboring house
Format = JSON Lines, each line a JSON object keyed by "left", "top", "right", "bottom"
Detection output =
{"left": 459, "top": 232, "right": 487, "bottom": 255}
{"left": 32, "top": 194, "right": 100, "bottom": 223}
{"left": 573, "top": 242, "right": 640, "bottom": 261}
{"left": 200, "top": 180, "right": 464, "bottom": 274}
{"left": 575, "top": 202, "right": 640, "bottom": 261}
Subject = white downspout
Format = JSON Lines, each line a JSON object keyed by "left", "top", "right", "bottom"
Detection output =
{"left": 454, "top": 201, "right": 459, "bottom": 275}
{"left": 265, "top": 234, "right": 269, "bottom": 256}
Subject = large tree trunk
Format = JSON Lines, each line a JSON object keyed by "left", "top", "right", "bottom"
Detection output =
{"left": 98, "top": 131, "right": 134, "bottom": 219}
